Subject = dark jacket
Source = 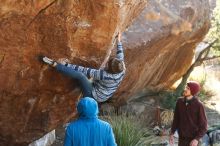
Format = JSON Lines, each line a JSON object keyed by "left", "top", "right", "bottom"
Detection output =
{"left": 171, "top": 97, "right": 207, "bottom": 140}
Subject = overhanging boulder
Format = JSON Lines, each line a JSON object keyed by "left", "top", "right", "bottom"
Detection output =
{"left": 0, "top": 0, "right": 211, "bottom": 145}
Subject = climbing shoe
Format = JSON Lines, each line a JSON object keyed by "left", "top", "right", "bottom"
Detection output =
{"left": 38, "top": 55, "right": 57, "bottom": 67}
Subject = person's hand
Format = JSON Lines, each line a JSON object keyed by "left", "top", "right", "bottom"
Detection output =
{"left": 116, "top": 32, "right": 121, "bottom": 43}
{"left": 169, "top": 134, "right": 174, "bottom": 146}
{"left": 190, "top": 139, "right": 199, "bottom": 146}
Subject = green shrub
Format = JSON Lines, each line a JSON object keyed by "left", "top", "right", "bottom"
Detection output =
{"left": 101, "top": 113, "right": 171, "bottom": 146}
{"left": 160, "top": 91, "right": 177, "bottom": 110}
{"left": 199, "top": 87, "right": 215, "bottom": 102}
{"left": 102, "top": 115, "right": 147, "bottom": 146}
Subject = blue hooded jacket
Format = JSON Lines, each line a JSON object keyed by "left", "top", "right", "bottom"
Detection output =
{"left": 64, "top": 97, "right": 117, "bottom": 146}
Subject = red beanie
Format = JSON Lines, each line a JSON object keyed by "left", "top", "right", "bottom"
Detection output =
{"left": 187, "top": 81, "right": 201, "bottom": 96}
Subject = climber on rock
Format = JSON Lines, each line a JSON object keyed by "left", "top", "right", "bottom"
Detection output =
{"left": 39, "top": 32, "right": 125, "bottom": 102}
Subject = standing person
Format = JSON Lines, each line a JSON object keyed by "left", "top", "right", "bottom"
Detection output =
{"left": 64, "top": 97, "right": 117, "bottom": 146}
{"left": 39, "top": 32, "right": 125, "bottom": 102}
{"left": 169, "top": 81, "right": 208, "bottom": 146}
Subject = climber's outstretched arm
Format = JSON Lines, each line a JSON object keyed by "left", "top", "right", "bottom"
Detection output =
{"left": 116, "top": 32, "right": 124, "bottom": 61}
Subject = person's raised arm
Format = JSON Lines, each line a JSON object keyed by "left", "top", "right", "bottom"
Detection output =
{"left": 116, "top": 32, "right": 124, "bottom": 61}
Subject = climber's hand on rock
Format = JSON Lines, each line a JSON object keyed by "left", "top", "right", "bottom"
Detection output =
{"left": 117, "top": 32, "right": 121, "bottom": 43}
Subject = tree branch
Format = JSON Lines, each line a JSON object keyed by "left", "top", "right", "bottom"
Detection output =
{"left": 200, "top": 55, "right": 220, "bottom": 61}
{"left": 195, "top": 39, "right": 218, "bottom": 61}
{"left": 175, "top": 39, "right": 218, "bottom": 96}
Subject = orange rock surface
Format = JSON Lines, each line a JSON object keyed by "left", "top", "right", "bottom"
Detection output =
{"left": 0, "top": 0, "right": 211, "bottom": 145}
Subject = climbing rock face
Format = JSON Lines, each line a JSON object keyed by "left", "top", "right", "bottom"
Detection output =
{"left": 119, "top": 0, "right": 211, "bottom": 102}
{"left": 0, "top": 0, "right": 147, "bottom": 145}
{"left": 0, "top": 0, "right": 211, "bottom": 145}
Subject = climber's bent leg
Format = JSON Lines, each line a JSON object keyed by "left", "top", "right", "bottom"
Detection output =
{"left": 55, "top": 63, "right": 93, "bottom": 98}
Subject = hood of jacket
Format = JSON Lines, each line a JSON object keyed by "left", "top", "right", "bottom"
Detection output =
{"left": 77, "top": 97, "right": 99, "bottom": 119}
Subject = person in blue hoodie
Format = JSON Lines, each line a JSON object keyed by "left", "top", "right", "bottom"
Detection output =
{"left": 64, "top": 97, "right": 117, "bottom": 146}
